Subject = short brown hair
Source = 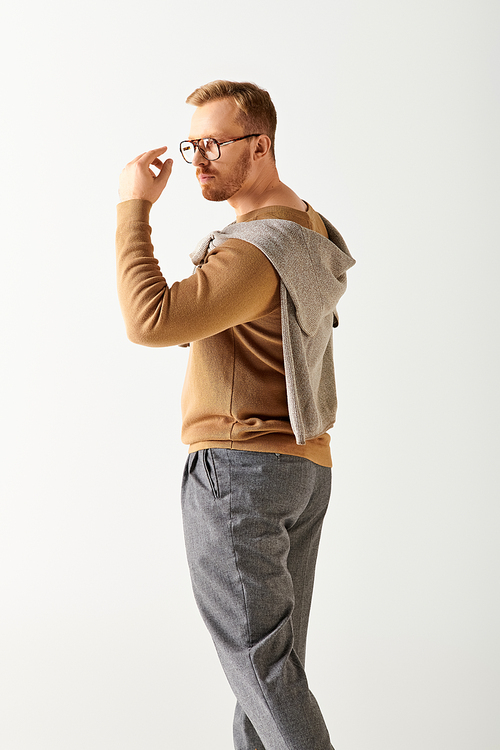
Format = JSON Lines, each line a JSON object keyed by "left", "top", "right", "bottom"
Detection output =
{"left": 186, "top": 80, "right": 277, "bottom": 158}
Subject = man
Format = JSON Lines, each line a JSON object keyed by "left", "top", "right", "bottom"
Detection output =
{"left": 116, "top": 80, "right": 354, "bottom": 750}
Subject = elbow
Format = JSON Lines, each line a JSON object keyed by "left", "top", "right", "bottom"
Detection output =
{"left": 126, "top": 324, "right": 161, "bottom": 347}
{"left": 125, "top": 321, "right": 179, "bottom": 348}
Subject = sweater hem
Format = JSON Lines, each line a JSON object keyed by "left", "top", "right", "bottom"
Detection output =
{"left": 187, "top": 434, "right": 332, "bottom": 468}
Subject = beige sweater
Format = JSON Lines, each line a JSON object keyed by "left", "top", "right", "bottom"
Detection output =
{"left": 116, "top": 200, "right": 340, "bottom": 466}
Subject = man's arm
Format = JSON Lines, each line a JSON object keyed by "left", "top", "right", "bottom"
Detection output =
{"left": 116, "top": 150, "right": 280, "bottom": 347}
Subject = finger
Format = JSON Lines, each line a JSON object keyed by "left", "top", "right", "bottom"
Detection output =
{"left": 149, "top": 156, "right": 168, "bottom": 177}
{"left": 125, "top": 151, "right": 148, "bottom": 167}
{"left": 155, "top": 158, "right": 173, "bottom": 187}
{"left": 139, "top": 146, "right": 168, "bottom": 165}
{"left": 148, "top": 146, "right": 168, "bottom": 155}
{"left": 127, "top": 146, "right": 167, "bottom": 168}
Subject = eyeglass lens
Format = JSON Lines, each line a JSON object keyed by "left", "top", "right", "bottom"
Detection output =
{"left": 181, "top": 138, "right": 219, "bottom": 163}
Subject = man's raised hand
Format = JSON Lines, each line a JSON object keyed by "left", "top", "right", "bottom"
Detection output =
{"left": 119, "top": 147, "right": 173, "bottom": 204}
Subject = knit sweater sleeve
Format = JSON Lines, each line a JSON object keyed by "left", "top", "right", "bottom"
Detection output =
{"left": 116, "top": 199, "right": 280, "bottom": 347}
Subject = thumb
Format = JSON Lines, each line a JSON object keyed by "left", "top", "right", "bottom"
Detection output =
{"left": 157, "top": 158, "right": 173, "bottom": 187}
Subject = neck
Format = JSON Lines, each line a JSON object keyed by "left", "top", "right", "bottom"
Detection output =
{"left": 227, "top": 163, "right": 306, "bottom": 216}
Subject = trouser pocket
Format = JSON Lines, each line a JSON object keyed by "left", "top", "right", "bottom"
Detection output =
{"left": 202, "top": 449, "right": 220, "bottom": 499}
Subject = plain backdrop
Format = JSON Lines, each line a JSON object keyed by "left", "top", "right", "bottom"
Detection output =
{"left": 1, "top": 1, "right": 499, "bottom": 749}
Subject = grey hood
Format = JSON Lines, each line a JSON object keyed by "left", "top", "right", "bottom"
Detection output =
{"left": 191, "top": 214, "right": 355, "bottom": 444}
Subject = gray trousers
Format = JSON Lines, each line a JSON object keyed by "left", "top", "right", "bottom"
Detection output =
{"left": 181, "top": 449, "right": 334, "bottom": 750}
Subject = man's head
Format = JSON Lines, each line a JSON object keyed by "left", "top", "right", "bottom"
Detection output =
{"left": 184, "top": 80, "right": 277, "bottom": 204}
{"left": 186, "top": 80, "right": 277, "bottom": 158}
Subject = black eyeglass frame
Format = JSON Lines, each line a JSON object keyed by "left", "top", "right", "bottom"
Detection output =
{"left": 179, "top": 134, "right": 262, "bottom": 163}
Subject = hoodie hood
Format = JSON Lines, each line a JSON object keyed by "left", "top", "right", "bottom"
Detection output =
{"left": 190, "top": 213, "right": 355, "bottom": 444}
{"left": 191, "top": 215, "right": 355, "bottom": 336}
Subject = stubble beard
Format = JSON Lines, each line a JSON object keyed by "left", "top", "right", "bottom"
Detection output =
{"left": 198, "top": 151, "right": 252, "bottom": 202}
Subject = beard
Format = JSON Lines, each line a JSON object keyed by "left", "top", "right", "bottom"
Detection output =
{"left": 197, "top": 150, "right": 252, "bottom": 202}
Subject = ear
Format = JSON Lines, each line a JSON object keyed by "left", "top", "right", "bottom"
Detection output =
{"left": 253, "top": 134, "right": 272, "bottom": 160}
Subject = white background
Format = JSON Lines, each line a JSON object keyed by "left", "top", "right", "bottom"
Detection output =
{"left": 1, "top": 1, "right": 499, "bottom": 748}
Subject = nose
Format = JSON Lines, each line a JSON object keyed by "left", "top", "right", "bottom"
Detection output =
{"left": 192, "top": 147, "right": 208, "bottom": 167}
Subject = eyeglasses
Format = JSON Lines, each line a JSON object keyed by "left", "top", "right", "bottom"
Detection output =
{"left": 179, "top": 134, "right": 261, "bottom": 163}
